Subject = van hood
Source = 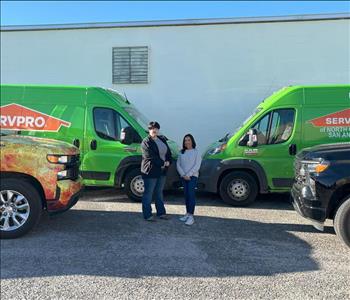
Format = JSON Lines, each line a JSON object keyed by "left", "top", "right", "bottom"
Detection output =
{"left": 202, "top": 140, "right": 223, "bottom": 158}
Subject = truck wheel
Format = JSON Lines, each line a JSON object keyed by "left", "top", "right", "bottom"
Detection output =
{"left": 334, "top": 196, "right": 350, "bottom": 248}
{"left": 124, "top": 168, "right": 143, "bottom": 202}
{"left": 0, "top": 179, "right": 42, "bottom": 239}
{"left": 219, "top": 171, "right": 258, "bottom": 206}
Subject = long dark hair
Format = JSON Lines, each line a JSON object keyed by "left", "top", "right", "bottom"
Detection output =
{"left": 181, "top": 134, "right": 196, "bottom": 154}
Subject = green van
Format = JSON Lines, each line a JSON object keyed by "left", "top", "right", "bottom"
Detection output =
{"left": 198, "top": 85, "right": 350, "bottom": 206}
{"left": 0, "top": 84, "right": 179, "bottom": 201}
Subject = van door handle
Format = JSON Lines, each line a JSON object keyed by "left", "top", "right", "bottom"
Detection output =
{"left": 90, "top": 140, "right": 97, "bottom": 150}
{"left": 289, "top": 144, "right": 297, "bottom": 156}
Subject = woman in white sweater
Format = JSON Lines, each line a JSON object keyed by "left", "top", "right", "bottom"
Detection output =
{"left": 176, "top": 134, "right": 202, "bottom": 225}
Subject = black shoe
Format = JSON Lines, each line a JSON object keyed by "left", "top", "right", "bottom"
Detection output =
{"left": 145, "top": 216, "right": 156, "bottom": 222}
{"left": 158, "top": 214, "right": 171, "bottom": 220}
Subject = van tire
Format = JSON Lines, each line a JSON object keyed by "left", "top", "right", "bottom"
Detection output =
{"left": 0, "top": 179, "right": 42, "bottom": 239}
{"left": 219, "top": 171, "right": 258, "bottom": 207}
{"left": 124, "top": 168, "right": 143, "bottom": 202}
{"left": 334, "top": 196, "right": 350, "bottom": 248}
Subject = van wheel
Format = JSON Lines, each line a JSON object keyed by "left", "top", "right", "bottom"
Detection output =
{"left": 0, "top": 179, "right": 42, "bottom": 239}
{"left": 334, "top": 196, "right": 350, "bottom": 248}
{"left": 219, "top": 171, "right": 258, "bottom": 206}
{"left": 124, "top": 168, "right": 143, "bottom": 202}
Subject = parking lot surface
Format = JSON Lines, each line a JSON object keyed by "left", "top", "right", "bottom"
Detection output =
{"left": 1, "top": 189, "right": 349, "bottom": 299}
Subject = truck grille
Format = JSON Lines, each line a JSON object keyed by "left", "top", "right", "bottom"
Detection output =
{"left": 69, "top": 154, "right": 80, "bottom": 165}
{"left": 66, "top": 154, "right": 80, "bottom": 181}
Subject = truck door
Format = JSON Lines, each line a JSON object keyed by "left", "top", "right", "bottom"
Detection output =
{"left": 244, "top": 108, "right": 300, "bottom": 190}
{"left": 81, "top": 106, "right": 137, "bottom": 187}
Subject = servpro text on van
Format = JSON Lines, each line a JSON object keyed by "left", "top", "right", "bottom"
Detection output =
{"left": 0, "top": 84, "right": 179, "bottom": 201}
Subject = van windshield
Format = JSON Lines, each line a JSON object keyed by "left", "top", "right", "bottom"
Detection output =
{"left": 124, "top": 107, "right": 150, "bottom": 131}
{"left": 219, "top": 107, "right": 263, "bottom": 142}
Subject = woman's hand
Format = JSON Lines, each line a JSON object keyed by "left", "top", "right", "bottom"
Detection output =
{"left": 164, "top": 161, "right": 170, "bottom": 167}
{"left": 183, "top": 175, "right": 191, "bottom": 181}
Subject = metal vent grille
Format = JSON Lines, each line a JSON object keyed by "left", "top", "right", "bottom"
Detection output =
{"left": 112, "top": 46, "right": 148, "bottom": 84}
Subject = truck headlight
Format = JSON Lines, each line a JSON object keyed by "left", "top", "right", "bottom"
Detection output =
{"left": 57, "top": 170, "right": 68, "bottom": 180}
{"left": 208, "top": 143, "right": 227, "bottom": 155}
{"left": 47, "top": 155, "right": 69, "bottom": 164}
{"left": 301, "top": 160, "right": 329, "bottom": 176}
{"left": 300, "top": 159, "right": 329, "bottom": 198}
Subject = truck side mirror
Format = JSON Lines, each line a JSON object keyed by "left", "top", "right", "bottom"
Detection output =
{"left": 120, "top": 126, "right": 139, "bottom": 145}
{"left": 247, "top": 129, "right": 258, "bottom": 147}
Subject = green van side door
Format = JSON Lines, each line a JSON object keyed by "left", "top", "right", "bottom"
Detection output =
{"left": 240, "top": 107, "right": 300, "bottom": 191}
{"left": 81, "top": 105, "right": 138, "bottom": 186}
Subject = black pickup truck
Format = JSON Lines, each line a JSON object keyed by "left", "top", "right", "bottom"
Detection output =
{"left": 291, "top": 143, "right": 350, "bottom": 248}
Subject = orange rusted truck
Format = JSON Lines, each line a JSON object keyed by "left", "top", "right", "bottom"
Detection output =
{"left": 0, "top": 132, "right": 82, "bottom": 238}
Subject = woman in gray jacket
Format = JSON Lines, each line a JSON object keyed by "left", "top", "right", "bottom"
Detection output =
{"left": 176, "top": 134, "right": 202, "bottom": 225}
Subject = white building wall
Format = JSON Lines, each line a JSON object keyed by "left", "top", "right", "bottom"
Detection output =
{"left": 1, "top": 19, "right": 349, "bottom": 149}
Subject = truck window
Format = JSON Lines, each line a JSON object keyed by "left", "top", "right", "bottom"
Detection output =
{"left": 252, "top": 112, "right": 271, "bottom": 145}
{"left": 250, "top": 108, "right": 295, "bottom": 146}
{"left": 93, "top": 108, "right": 132, "bottom": 141}
{"left": 268, "top": 109, "right": 295, "bottom": 144}
{"left": 94, "top": 108, "right": 117, "bottom": 140}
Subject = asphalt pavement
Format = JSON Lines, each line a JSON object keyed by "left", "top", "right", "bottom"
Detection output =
{"left": 1, "top": 189, "right": 349, "bottom": 299}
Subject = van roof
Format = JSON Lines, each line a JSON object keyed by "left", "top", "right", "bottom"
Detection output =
{"left": 0, "top": 84, "right": 131, "bottom": 107}
{"left": 286, "top": 84, "right": 350, "bottom": 89}
{"left": 1, "top": 83, "right": 96, "bottom": 89}
{"left": 258, "top": 84, "right": 350, "bottom": 108}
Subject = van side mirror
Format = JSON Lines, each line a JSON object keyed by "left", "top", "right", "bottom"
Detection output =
{"left": 247, "top": 129, "right": 258, "bottom": 147}
{"left": 120, "top": 126, "right": 139, "bottom": 145}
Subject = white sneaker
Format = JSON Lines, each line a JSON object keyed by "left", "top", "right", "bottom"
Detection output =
{"left": 179, "top": 214, "right": 190, "bottom": 222}
{"left": 185, "top": 216, "right": 194, "bottom": 226}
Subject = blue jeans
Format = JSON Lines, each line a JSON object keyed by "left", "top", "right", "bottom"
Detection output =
{"left": 142, "top": 176, "right": 166, "bottom": 219}
{"left": 182, "top": 176, "right": 198, "bottom": 215}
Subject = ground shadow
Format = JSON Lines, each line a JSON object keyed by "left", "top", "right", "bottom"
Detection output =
{"left": 83, "top": 187, "right": 293, "bottom": 210}
{"left": 1, "top": 209, "right": 320, "bottom": 280}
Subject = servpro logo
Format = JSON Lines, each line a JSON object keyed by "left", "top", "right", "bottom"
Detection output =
{"left": 0, "top": 103, "right": 71, "bottom": 132}
{"left": 309, "top": 109, "right": 350, "bottom": 127}
{"left": 309, "top": 108, "right": 350, "bottom": 139}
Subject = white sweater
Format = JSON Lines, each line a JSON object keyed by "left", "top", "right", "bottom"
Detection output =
{"left": 176, "top": 149, "right": 202, "bottom": 178}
